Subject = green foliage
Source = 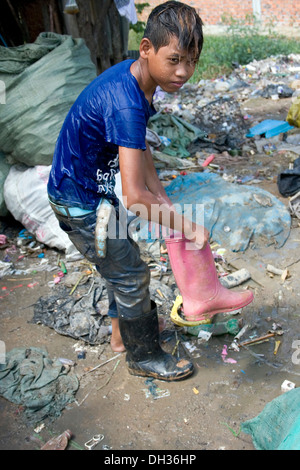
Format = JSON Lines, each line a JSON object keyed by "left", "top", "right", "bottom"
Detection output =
{"left": 192, "top": 14, "right": 300, "bottom": 82}
{"left": 130, "top": 2, "right": 149, "bottom": 34}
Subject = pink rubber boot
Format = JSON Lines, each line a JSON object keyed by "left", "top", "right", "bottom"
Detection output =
{"left": 166, "top": 237, "right": 253, "bottom": 322}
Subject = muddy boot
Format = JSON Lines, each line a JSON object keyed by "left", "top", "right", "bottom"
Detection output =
{"left": 119, "top": 302, "right": 194, "bottom": 381}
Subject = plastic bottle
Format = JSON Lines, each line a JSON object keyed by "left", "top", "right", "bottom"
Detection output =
{"left": 186, "top": 318, "right": 242, "bottom": 337}
{"left": 41, "top": 430, "right": 72, "bottom": 450}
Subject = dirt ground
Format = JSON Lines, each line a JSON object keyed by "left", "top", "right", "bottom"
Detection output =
{"left": 0, "top": 96, "right": 300, "bottom": 452}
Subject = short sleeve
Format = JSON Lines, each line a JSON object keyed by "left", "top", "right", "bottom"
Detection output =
{"left": 105, "top": 107, "right": 147, "bottom": 150}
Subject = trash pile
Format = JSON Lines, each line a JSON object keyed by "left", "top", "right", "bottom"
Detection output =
{"left": 0, "top": 32, "right": 97, "bottom": 245}
{"left": 142, "top": 53, "right": 300, "bottom": 251}
{"left": 150, "top": 53, "right": 300, "bottom": 163}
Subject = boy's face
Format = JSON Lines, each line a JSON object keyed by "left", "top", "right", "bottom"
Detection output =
{"left": 145, "top": 35, "right": 198, "bottom": 93}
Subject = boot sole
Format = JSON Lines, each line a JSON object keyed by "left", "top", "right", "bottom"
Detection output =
{"left": 171, "top": 294, "right": 253, "bottom": 326}
{"left": 184, "top": 297, "right": 253, "bottom": 322}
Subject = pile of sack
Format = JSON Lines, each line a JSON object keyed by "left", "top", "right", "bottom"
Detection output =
{"left": 0, "top": 32, "right": 97, "bottom": 256}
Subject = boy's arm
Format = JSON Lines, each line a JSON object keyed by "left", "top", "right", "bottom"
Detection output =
{"left": 118, "top": 145, "right": 209, "bottom": 247}
{"left": 142, "top": 142, "right": 174, "bottom": 207}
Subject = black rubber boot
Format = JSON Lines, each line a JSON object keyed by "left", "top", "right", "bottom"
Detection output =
{"left": 119, "top": 302, "right": 194, "bottom": 381}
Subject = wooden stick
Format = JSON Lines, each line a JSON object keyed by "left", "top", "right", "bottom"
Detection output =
{"left": 239, "top": 333, "right": 276, "bottom": 347}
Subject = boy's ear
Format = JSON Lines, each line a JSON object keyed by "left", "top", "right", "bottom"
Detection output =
{"left": 139, "top": 38, "right": 153, "bottom": 59}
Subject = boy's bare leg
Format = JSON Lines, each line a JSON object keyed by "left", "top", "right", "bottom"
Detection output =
{"left": 111, "top": 317, "right": 126, "bottom": 352}
{"left": 110, "top": 317, "right": 167, "bottom": 352}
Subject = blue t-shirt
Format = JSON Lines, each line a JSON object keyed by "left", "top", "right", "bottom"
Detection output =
{"left": 48, "top": 60, "right": 156, "bottom": 209}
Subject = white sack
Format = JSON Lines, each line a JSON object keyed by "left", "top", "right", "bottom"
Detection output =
{"left": 4, "top": 164, "right": 81, "bottom": 260}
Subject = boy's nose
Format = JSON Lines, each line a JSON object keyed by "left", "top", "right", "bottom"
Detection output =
{"left": 175, "top": 63, "right": 190, "bottom": 79}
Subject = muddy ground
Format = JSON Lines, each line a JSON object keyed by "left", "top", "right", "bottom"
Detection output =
{"left": 0, "top": 96, "right": 300, "bottom": 452}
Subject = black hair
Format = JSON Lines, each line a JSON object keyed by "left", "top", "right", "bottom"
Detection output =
{"left": 143, "top": 1, "right": 204, "bottom": 57}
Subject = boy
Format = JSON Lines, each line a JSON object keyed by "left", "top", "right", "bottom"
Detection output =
{"left": 48, "top": 1, "right": 252, "bottom": 382}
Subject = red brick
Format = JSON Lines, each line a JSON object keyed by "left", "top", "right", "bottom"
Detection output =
{"left": 135, "top": 0, "right": 300, "bottom": 28}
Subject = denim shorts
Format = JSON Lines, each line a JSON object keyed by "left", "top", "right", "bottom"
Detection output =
{"left": 50, "top": 202, "right": 151, "bottom": 320}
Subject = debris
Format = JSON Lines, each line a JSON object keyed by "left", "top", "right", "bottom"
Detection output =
{"left": 4, "top": 165, "right": 82, "bottom": 260}
{"left": 170, "top": 295, "right": 211, "bottom": 327}
{"left": 41, "top": 430, "right": 73, "bottom": 451}
{"left": 84, "top": 434, "right": 104, "bottom": 451}
{"left": 0, "top": 260, "right": 13, "bottom": 278}
{"left": 274, "top": 340, "right": 281, "bottom": 355}
{"left": 221, "top": 344, "right": 237, "bottom": 364}
{"left": 185, "top": 318, "right": 242, "bottom": 337}
{"left": 287, "top": 96, "right": 300, "bottom": 128}
{"left": 58, "top": 357, "right": 76, "bottom": 367}
{"left": 77, "top": 351, "right": 86, "bottom": 360}
{"left": 281, "top": 380, "right": 296, "bottom": 393}
{"left": 238, "top": 330, "right": 283, "bottom": 347}
{"left": 202, "top": 154, "right": 215, "bottom": 167}
{"left": 142, "top": 378, "right": 170, "bottom": 400}
{"left": 34, "top": 423, "right": 45, "bottom": 434}
{"left": 267, "top": 264, "right": 290, "bottom": 281}
{"left": 32, "top": 282, "right": 108, "bottom": 345}
{"left": 219, "top": 268, "right": 251, "bottom": 288}
{"left": 191, "top": 97, "right": 248, "bottom": 152}
{"left": 230, "top": 324, "right": 249, "bottom": 351}
{"left": 148, "top": 112, "right": 206, "bottom": 158}
{"left": 246, "top": 119, "right": 294, "bottom": 139}
{"left": 289, "top": 190, "right": 300, "bottom": 219}
{"left": 277, "top": 157, "right": 300, "bottom": 197}
{"left": 0, "top": 347, "right": 79, "bottom": 424}
{"left": 0, "top": 234, "right": 7, "bottom": 246}
{"left": 82, "top": 353, "right": 122, "bottom": 376}
{"left": 256, "top": 84, "right": 294, "bottom": 99}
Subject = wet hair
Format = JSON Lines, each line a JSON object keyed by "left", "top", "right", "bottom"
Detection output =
{"left": 143, "top": 1, "right": 204, "bottom": 58}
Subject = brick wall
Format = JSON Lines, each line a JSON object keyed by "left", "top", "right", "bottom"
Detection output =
{"left": 136, "top": 0, "right": 300, "bottom": 29}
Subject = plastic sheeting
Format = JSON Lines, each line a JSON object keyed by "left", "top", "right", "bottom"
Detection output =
{"left": 137, "top": 172, "right": 291, "bottom": 252}
{"left": 0, "top": 152, "right": 10, "bottom": 216}
{"left": 165, "top": 173, "right": 291, "bottom": 251}
{"left": 241, "top": 388, "right": 300, "bottom": 450}
{"left": 0, "top": 347, "right": 79, "bottom": 423}
{"left": 148, "top": 112, "right": 207, "bottom": 158}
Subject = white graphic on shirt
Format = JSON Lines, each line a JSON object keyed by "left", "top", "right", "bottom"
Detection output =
{"left": 96, "top": 155, "right": 119, "bottom": 195}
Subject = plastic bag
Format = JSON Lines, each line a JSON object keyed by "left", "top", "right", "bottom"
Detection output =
{"left": 3, "top": 164, "right": 81, "bottom": 259}
{"left": 287, "top": 97, "right": 300, "bottom": 128}
{"left": 0, "top": 32, "right": 96, "bottom": 167}
{"left": 0, "top": 152, "right": 11, "bottom": 216}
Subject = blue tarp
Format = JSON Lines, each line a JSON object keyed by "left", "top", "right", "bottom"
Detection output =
{"left": 137, "top": 172, "right": 291, "bottom": 252}
{"left": 246, "top": 119, "right": 294, "bottom": 138}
